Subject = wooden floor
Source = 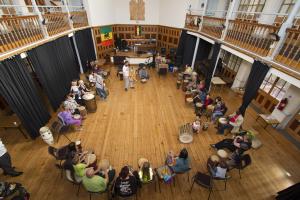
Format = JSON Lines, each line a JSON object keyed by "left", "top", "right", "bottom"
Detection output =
{"left": 1, "top": 66, "right": 300, "bottom": 200}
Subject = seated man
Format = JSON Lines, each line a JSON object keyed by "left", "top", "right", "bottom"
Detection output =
{"left": 82, "top": 168, "right": 109, "bottom": 193}
{"left": 210, "top": 133, "right": 252, "bottom": 153}
{"left": 217, "top": 110, "right": 244, "bottom": 134}
{"left": 138, "top": 66, "right": 149, "bottom": 80}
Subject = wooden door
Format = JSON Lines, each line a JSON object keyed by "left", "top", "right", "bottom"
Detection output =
{"left": 286, "top": 110, "right": 300, "bottom": 142}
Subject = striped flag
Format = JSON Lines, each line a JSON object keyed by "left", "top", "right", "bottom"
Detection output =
{"left": 100, "top": 26, "right": 113, "bottom": 46}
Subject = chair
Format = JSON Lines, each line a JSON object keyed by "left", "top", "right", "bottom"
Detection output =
{"left": 53, "top": 116, "right": 72, "bottom": 143}
{"left": 48, "top": 146, "right": 65, "bottom": 178}
{"left": 138, "top": 171, "right": 157, "bottom": 197}
{"left": 207, "top": 164, "right": 229, "bottom": 191}
{"left": 233, "top": 154, "right": 252, "bottom": 178}
{"left": 65, "top": 170, "right": 82, "bottom": 196}
{"left": 173, "top": 167, "right": 191, "bottom": 186}
{"left": 190, "top": 171, "right": 213, "bottom": 200}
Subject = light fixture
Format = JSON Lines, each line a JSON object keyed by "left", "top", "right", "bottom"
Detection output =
{"left": 68, "top": 33, "right": 74, "bottom": 37}
{"left": 20, "top": 52, "right": 27, "bottom": 59}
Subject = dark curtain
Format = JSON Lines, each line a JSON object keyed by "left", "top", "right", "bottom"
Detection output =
{"left": 28, "top": 36, "right": 79, "bottom": 111}
{"left": 0, "top": 57, "right": 50, "bottom": 139}
{"left": 175, "top": 30, "right": 187, "bottom": 67}
{"left": 182, "top": 34, "right": 197, "bottom": 66}
{"left": 75, "top": 28, "right": 96, "bottom": 72}
{"left": 239, "top": 60, "right": 269, "bottom": 115}
{"left": 205, "top": 43, "right": 221, "bottom": 91}
{"left": 276, "top": 183, "right": 300, "bottom": 200}
{"left": 196, "top": 39, "right": 212, "bottom": 61}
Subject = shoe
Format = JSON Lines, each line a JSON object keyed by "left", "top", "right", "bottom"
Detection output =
{"left": 6, "top": 171, "right": 23, "bottom": 177}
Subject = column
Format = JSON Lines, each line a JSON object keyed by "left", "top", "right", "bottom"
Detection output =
{"left": 12, "top": 0, "right": 29, "bottom": 15}
{"left": 31, "top": 0, "right": 49, "bottom": 38}
{"left": 231, "top": 60, "right": 252, "bottom": 89}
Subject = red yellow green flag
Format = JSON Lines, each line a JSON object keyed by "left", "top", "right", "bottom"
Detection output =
{"left": 100, "top": 26, "right": 113, "bottom": 46}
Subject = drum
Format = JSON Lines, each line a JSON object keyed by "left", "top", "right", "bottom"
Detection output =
{"left": 39, "top": 126, "right": 54, "bottom": 145}
{"left": 218, "top": 117, "right": 227, "bottom": 125}
{"left": 102, "top": 71, "right": 108, "bottom": 77}
{"left": 186, "top": 97, "right": 193, "bottom": 105}
{"left": 185, "top": 91, "right": 192, "bottom": 99}
{"left": 182, "top": 80, "right": 189, "bottom": 92}
{"left": 217, "top": 149, "right": 228, "bottom": 159}
{"left": 119, "top": 71, "right": 123, "bottom": 80}
{"left": 141, "top": 79, "right": 147, "bottom": 83}
{"left": 195, "top": 102, "right": 203, "bottom": 114}
{"left": 178, "top": 73, "right": 183, "bottom": 80}
{"left": 207, "top": 155, "right": 220, "bottom": 169}
{"left": 83, "top": 94, "right": 97, "bottom": 113}
{"left": 78, "top": 106, "right": 87, "bottom": 119}
{"left": 176, "top": 80, "right": 181, "bottom": 89}
{"left": 179, "top": 123, "right": 193, "bottom": 143}
{"left": 73, "top": 114, "right": 81, "bottom": 120}
{"left": 85, "top": 153, "right": 97, "bottom": 170}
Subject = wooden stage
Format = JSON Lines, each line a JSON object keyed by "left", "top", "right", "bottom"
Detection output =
{"left": 0, "top": 66, "right": 300, "bottom": 200}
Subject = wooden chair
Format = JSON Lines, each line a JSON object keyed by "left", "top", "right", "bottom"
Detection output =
{"left": 190, "top": 171, "right": 213, "bottom": 200}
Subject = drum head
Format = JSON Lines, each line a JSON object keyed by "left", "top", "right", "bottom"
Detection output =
{"left": 83, "top": 94, "right": 95, "bottom": 100}
{"left": 85, "top": 154, "right": 96, "bottom": 164}
{"left": 196, "top": 103, "right": 203, "bottom": 107}
{"left": 78, "top": 106, "right": 85, "bottom": 111}
{"left": 217, "top": 149, "right": 228, "bottom": 158}
{"left": 39, "top": 126, "right": 49, "bottom": 133}
{"left": 219, "top": 117, "right": 227, "bottom": 124}
{"left": 210, "top": 155, "right": 220, "bottom": 162}
{"left": 186, "top": 98, "right": 193, "bottom": 103}
{"left": 184, "top": 80, "right": 189, "bottom": 83}
{"left": 73, "top": 114, "right": 81, "bottom": 120}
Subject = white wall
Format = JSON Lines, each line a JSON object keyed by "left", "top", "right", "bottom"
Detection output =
{"left": 231, "top": 60, "right": 252, "bottom": 88}
{"left": 114, "top": 0, "right": 159, "bottom": 24}
{"left": 83, "top": 0, "right": 115, "bottom": 26}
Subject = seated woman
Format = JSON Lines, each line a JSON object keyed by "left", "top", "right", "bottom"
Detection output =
{"left": 168, "top": 148, "right": 190, "bottom": 173}
{"left": 210, "top": 133, "right": 252, "bottom": 153}
{"left": 64, "top": 94, "right": 80, "bottom": 115}
{"left": 192, "top": 116, "right": 201, "bottom": 134}
{"left": 58, "top": 106, "right": 82, "bottom": 131}
{"left": 138, "top": 158, "right": 153, "bottom": 183}
{"left": 114, "top": 166, "right": 138, "bottom": 197}
{"left": 209, "top": 161, "right": 228, "bottom": 179}
{"left": 138, "top": 66, "right": 149, "bottom": 80}
{"left": 82, "top": 168, "right": 109, "bottom": 193}
{"left": 217, "top": 110, "right": 244, "bottom": 134}
{"left": 78, "top": 80, "right": 90, "bottom": 97}
{"left": 70, "top": 81, "right": 83, "bottom": 105}
{"left": 211, "top": 100, "right": 227, "bottom": 123}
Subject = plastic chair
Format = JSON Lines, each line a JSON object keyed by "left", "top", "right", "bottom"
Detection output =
{"left": 65, "top": 170, "right": 82, "bottom": 196}
{"left": 190, "top": 171, "right": 213, "bottom": 200}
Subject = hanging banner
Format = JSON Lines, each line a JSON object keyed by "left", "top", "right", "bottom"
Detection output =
{"left": 100, "top": 26, "right": 113, "bottom": 46}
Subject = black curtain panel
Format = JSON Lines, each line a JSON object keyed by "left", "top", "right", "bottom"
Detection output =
{"left": 75, "top": 28, "right": 96, "bottom": 72}
{"left": 182, "top": 34, "right": 197, "bottom": 66}
{"left": 28, "top": 36, "right": 79, "bottom": 110}
{"left": 175, "top": 30, "right": 187, "bottom": 67}
{"left": 239, "top": 60, "right": 269, "bottom": 115}
{"left": 0, "top": 57, "right": 50, "bottom": 139}
{"left": 205, "top": 43, "right": 221, "bottom": 91}
{"left": 196, "top": 39, "right": 212, "bottom": 61}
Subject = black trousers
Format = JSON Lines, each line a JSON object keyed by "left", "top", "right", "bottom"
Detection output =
{"left": 0, "top": 152, "right": 15, "bottom": 174}
{"left": 214, "top": 139, "right": 236, "bottom": 152}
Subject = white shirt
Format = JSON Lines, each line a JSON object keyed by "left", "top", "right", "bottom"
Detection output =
{"left": 89, "top": 74, "right": 96, "bottom": 83}
{"left": 0, "top": 139, "right": 7, "bottom": 157}
{"left": 123, "top": 65, "right": 129, "bottom": 77}
{"left": 95, "top": 74, "right": 104, "bottom": 89}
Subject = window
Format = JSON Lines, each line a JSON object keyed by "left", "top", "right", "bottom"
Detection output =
{"left": 260, "top": 73, "right": 290, "bottom": 100}
{"left": 278, "top": 0, "right": 297, "bottom": 14}
{"left": 238, "top": 0, "right": 266, "bottom": 12}
{"left": 227, "top": 54, "right": 242, "bottom": 72}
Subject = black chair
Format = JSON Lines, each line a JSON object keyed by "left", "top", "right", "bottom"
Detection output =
{"left": 54, "top": 116, "right": 72, "bottom": 143}
{"left": 65, "top": 169, "right": 82, "bottom": 196}
{"left": 173, "top": 167, "right": 191, "bottom": 186}
{"left": 234, "top": 154, "right": 252, "bottom": 178}
{"left": 138, "top": 171, "right": 157, "bottom": 197}
{"left": 207, "top": 164, "right": 229, "bottom": 191}
{"left": 190, "top": 171, "right": 213, "bottom": 200}
{"left": 48, "top": 146, "right": 66, "bottom": 178}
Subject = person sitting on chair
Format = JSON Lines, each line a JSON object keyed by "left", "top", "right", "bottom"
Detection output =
{"left": 58, "top": 106, "right": 82, "bottom": 131}
{"left": 78, "top": 80, "right": 90, "bottom": 97}
{"left": 82, "top": 168, "right": 109, "bottom": 193}
{"left": 168, "top": 148, "right": 190, "bottom": 173}
{"left": 211, "top": 101, "right": 227, "bottom": 123}
{"left": 139, "top": 66, "right": 149, "bottom": 80}
{"left": 70, "top": 81, "right": 84, "bottom": 105}
{"left": 209, "top": 161, "right": 228, "bottom": 179}
{"left": 89, "top": 72, "right": 96, "bottom": 85}
{"left": 210, "top": 133, "right": 252, "bottom": 153}
{"left": 64, "top": 94, "right": 80, "bottom": 115}
{"left": 138, "top": 158, "right": 153, "bottom": 183}
{"left": 217, "top": 110, "right": 244, "bottom": 134}
{"left": 197, "top": 80, "right": 206, "bottom": 92}
{"left": 192, "top": 116, "right": 201, "bottom": 134}
{"left": 201, "top": 94, "right": 213, "bottom": 112}
{"left": 114, "top": 166, "right": 138, "bottom": 197}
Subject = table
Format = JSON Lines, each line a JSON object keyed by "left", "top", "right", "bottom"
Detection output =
{"left": 211, "top": 77, "right": 226, "bottom": 94}
{"left": 0, "top": 115, "right": 28, "bottom": 139}
{"left": 256, "top": 114, "right": 280, "bottom": 129}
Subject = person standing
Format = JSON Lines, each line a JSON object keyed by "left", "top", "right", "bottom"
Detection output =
{"left": 95, "top": 73, "right": 107, "bottom": 100}
{"left": 123, "top": 61, "right": 130, "bottom": 91}
{"left": 0, "top": 139, "right": 23, "bottom": 177}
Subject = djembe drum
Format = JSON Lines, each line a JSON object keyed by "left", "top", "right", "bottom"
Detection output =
{"left": 185, "top": 91, "right": 192, "bottom": 99}
{"left": 141, "top": 79, "right": 147, "bottom": 83}
{"left": 179, "top": 123, "right": 193, "bottom": 144}
{"left": 217, "top": 149, "right": 228, "bottom": 162}
{"left": 178, "top": 73, "right": 183, "bottom": 80}
{"left": 83, "top": 94, "right": 97, "bottom": 113}
{"left": 182, "top": 80, "right": 189, "bottom": 92}
{"left": 207, "top": 155, "right": 220, "bottom": 168}
{"left": 218, "top": 117, "right": 228, "bottom": 129}
{"left": 119, "top": 71, "right": 123, "bottom": 80}
{"left": 78, "top": 106, "right": 87, "bottom": 119}
{"left": 39, "top": 126, "right": 54, "bottom": 145}
{"left": 73, "top": 114, "right": 81, "bottom": 120}
{"left": 176, "top": 80, "right": 181, "bottom": 89}
{"left": 195, "top": 102, "right": 203, "bottom": 114}
{"left": 186, "top": 97, "right": 193, "bottom": 105}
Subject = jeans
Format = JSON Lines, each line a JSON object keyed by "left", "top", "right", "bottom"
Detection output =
{"left": 124, "top": 76, "right": 129, "bottom": 89}
{"left": 212, "top": 111, "right": 223, "bottom": 122}
{"left": 218, "top": 123, "right": 233, "bottom": 134}
{"left": 214, "top": 139, "right": 236, "bottom": 152}
{"left": 96, "top": 87, "right": 107, "bottom": 99}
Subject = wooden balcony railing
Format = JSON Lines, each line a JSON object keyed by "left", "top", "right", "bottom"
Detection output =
{"left": 43, "top": 12, "right": 71, "bottom": 36}
{"left": 185, "top": 14, "right": 201, "bottom": 31}
{"left": 0, "top": 15, "right": 43, "bottom": 54}
{"left": 201, "top": 16, "right": 225, "bottom": 39}
{"left": 224, "top": 20, "right": 279, "bottom": 56}
{"left": 275, "top": 29, "right": 300, "bottom": 71}
{"left": 70, "top": 11, "right": 88, "bottom": 28}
